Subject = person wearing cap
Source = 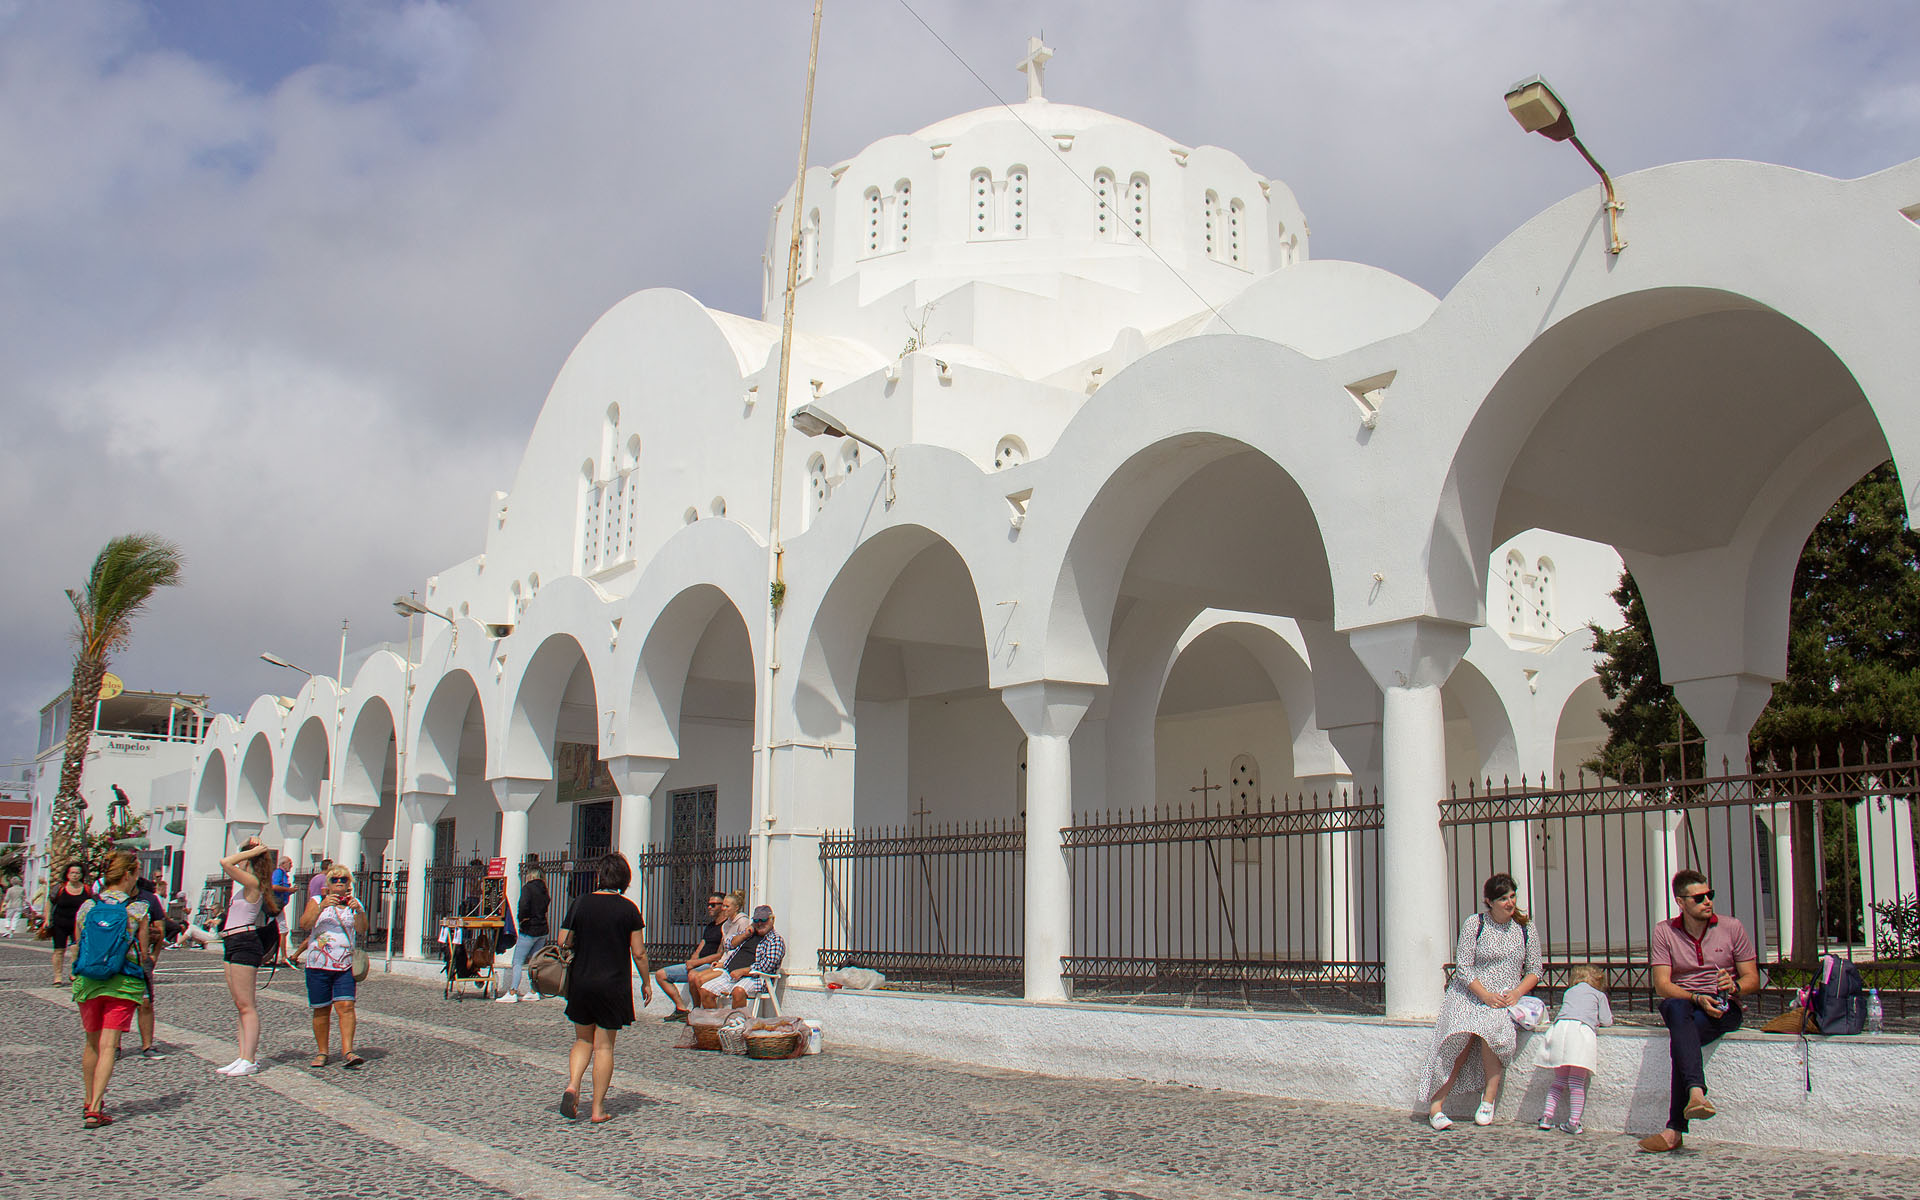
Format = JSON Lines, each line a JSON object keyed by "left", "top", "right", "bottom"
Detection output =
{"left": 698, "top": 905, "right": 785, "bottom": 1009}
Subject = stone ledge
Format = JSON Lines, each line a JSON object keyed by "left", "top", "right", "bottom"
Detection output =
{"left": 782, "top": 985, "right": 1920, "bottom": 1158}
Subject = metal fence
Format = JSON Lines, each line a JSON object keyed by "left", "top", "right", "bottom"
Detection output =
{"left": 819, "top": 821, "right": 1026, "bottom": 994}
{"left": 1063, "top": 790, "right": 1384, "bottom": 1012}
{"left": 1439, "top": 746, "right": 1919, "bottom": 1030}
{"left": 633, "top": 837, "right": 751, "bottom": 963}
{"left": 289, "top": 869, "right": 405, "bottom": 954}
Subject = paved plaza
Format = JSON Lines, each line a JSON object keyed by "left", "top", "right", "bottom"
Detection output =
{"left": 0, "top": 940, "right": 1912, "bottom": 1200}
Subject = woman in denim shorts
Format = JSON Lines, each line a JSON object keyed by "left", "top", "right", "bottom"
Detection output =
{"left": 299, "top": 866, "right": 367, "bottom": 1069}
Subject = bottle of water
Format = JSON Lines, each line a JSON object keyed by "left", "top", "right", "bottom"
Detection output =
{"left": 1866, "top": 988, "right": 1884, "bottom": 1034}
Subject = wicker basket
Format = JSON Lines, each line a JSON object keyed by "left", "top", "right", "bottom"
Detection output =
{"left": 744, "top": 1030, "right": 801, "bottom": 1060}
{"left": 692, "top": 1023, "right": 724, "bottom": 1052}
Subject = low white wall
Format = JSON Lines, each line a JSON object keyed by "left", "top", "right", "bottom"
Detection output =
{"left": 784, "top": 987, "right": 1920, "bottom": 1157}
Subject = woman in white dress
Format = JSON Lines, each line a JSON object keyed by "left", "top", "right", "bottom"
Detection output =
{"left": 1423, "top": 872, "right": 1542, "bottom": 1129}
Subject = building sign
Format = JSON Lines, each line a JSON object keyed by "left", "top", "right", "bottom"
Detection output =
{"left": 487, "top": 857, "right": 506, "bottom": 878}
{"left": 103, "top": 738, "right": 154, "bottom": 756}
{"left": 555, "top": 742, "right": 617, "bottom": 805}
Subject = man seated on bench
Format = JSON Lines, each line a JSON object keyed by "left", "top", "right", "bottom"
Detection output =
{"left": 655, "top": 891, "right": 726, "bottom": 1022}
{"left": 698, "top": 905, "right": 785, "bottom": 1010}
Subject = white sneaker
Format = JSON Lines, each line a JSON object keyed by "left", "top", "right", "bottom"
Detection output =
{"left": 227, "top": 1060, "right": 260, "bottom": 1077}
{"left": 1429, "top": 1112, "right": 1453, "bottom": 1131}
{"left": 215, "top": 1058, "right": 247, "bottom": 1075}
{"left": 1474, "top": 1101, "right": 1496, "bottom": 1126}
{"left": 494, "top": 992, "right": 518, "bottom": 1003}
{"left": 520, "top": 992, "right": 539, "bottom": 1002}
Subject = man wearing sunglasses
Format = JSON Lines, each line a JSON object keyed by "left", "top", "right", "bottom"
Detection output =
{"left": 655, "top": 892, "right": 727, "bottom": 1022}
{"left": 1642, "top": 869, "right": 1759, "bottom": 1152}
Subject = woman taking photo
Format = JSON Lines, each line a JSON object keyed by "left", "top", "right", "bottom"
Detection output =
{"left": 1423, "top": 872, "right": 1542, "bottom": 1129}
{"left": 44, "top": 862, "right": 89, "bottom": 986}
{"left": 299, "top": 865, "right": 367, "bottom": 1069}
{"left": 556, "top": 853, "right": 651, "bottom": 1124}
{"left": 71, "top": 851, "right": 153, "bottom": 1128}
{"left": 216, "top": 838, "right": 280, "bottom": 1077}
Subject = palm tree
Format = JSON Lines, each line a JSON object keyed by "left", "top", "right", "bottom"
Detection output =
{"left": 47, "top": 535, "right": 185, "bottom": 871}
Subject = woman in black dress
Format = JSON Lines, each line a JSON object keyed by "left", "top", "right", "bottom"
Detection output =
{"left": 556, "top": 853, "right": 651, "bottom": 1123}
{"left": 44, "top": 862, "right": 89, "bottom": 986}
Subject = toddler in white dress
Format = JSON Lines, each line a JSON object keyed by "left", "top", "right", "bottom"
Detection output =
{"left": 1534, "top": 964, "right": 1613, "bottom": 1133}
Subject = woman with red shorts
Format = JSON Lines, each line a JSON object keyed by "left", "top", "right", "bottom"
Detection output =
{"left": 71, "top": 851, "right": 154, "bottom": 1129}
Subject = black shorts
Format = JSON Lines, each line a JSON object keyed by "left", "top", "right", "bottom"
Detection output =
{"left": 223, "top": 930, "right": 265, "bottom": 968}
{"left": 50, "top": 923, "right": 74, "bottom": 951}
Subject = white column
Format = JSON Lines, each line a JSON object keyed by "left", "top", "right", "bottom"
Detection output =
{"left": 489, "top": 777, "right": 546, "bottom": 915}
{"left": 401, "top": 790, "right": 452, "bottom": 959}
{"left": 1349, "top": 619, "right": 1470, "bottom": 1021}
{"left": 1000, "top": 681, "right": 1097, "bottom": 1004}
{"left": 329, "top": 802, "right": 381, "bottom": 882}
{"left": 275, "top": 814, "right": 316, "bottom": 874}
{"left": 606, "top": 755, "right": 674, "bottom": 906}
{"left": 1298, "top": 770, "right": 1357, "bottom": 962}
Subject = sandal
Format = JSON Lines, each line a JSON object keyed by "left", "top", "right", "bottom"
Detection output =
{"left": 309, "top": 1054, "right": 329, "bottom": 1069}
{"left": 342, "top": 1054, "right": 365, "bottom": 1070}
{"left": 559, "top": 1089, "right": 578, "bottom": 1120}
{"left": 84, "top": 1109, "right": 112, "bottom": 1129}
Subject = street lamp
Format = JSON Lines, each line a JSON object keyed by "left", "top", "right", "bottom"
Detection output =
{"left": 260, "top": 652, "right": 317, "bottom": 675}
{"left": 393, "top": 595, "right": 457, "bottom": 650}
{"left": 1504, "top": 75, "right": 1625, "bottom": 255}
{"left": 791, "top": 403, "right": 896, "bottom": 507}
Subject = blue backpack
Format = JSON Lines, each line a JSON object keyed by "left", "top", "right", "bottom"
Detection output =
{"left": 73, "top": 895, "right": 142, "bottom": 981}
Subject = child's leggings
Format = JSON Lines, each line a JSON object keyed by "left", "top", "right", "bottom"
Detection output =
{"left": 1541, "top": 1065, "right": 1590, "bottom": 1125}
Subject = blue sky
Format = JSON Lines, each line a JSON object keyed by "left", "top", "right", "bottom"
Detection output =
{"left": 3, "top": 0, "right": 1918, "bottom": 769}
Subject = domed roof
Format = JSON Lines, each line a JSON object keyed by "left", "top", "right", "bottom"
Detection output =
{"left": 911, "top": 100, "right": 1172, "bottom": 146}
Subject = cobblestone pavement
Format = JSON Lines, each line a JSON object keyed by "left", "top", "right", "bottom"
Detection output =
{"left": 1, "top": 940, "right": 1912, "bottom": 1200}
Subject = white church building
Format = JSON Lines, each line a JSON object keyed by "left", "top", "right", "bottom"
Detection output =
{"left": 179, "top": 47, "right": 1920, "bottom": 1049}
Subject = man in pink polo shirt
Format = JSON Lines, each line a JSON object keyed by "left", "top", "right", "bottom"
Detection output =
{"left": 1640, "top": 868, "right": 1760, "bottom": 1153}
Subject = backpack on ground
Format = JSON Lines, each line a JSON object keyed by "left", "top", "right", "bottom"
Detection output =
{"left": 1809, "top": 953, "right": 1867, "bottom": 1035}
{"left": 74, "top": 896, "right": 142, "bottom": 981}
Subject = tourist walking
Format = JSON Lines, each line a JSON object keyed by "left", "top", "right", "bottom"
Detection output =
{"left": 1423, "top": 872, "right": 1542, "bottom": 1129}
{"left": 556, "top": 852, "right": 651, "bottom": 1124}
{"left": 497, "top": 856, "right": 550, "bottom": 1003}
{"left": 2, "top": 874, "right": 24, "bottom": 937}
{"left": 298, "top": 865, "right": 366, "bottom": 1069}
{"left": 131, "top": 874, "right": 167, "bottom": 1057}
{"left": 70, "top": 852, "right": 155, "bottom": 1128}
{"left": 1532, "top": 964, "right": 1613, "bottom": 1133}
{"left": 216, "top": 838, "right": 281, "bottom": 1076}
{"left": 44, "top": 862, "right": 90, "bottom": 985}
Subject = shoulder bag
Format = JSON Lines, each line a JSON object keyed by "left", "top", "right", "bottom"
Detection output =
{"left": 528, "top": 943, "right": 572, "bottom": 998}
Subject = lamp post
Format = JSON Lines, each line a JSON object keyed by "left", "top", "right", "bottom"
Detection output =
{"left": 791, "top": 403, "right": 896, "bottom": 507}
{"left": 1504, "top": 75, "right": 1625, "bottom": 255}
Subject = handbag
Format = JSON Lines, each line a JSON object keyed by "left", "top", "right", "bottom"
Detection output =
{"left": 528, "top": 943, "right": 572, "bottom": 998}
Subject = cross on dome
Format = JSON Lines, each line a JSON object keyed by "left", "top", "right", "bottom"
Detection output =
{"left": 1016, "top": 35, "right": 1054, "bottom": 102}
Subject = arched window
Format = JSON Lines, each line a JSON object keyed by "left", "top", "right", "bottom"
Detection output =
{"left": 1093, "top": 170, "right": 1116, "bottom": 240}
{"left": 1228, "top": 198, "right": 1245, "bottom": 267}
{"left": 894, "top": 179, "right": 912, "bottom": 250}
{"left": 799, "top": 208, "right": 820, "bottom": 282}
{"left": 968, "top": 166, "right": 1028, "bottom": 240}
{"left": 1534, "top": 557, "right": 1557, "bottom": 634}
{"left": 1230, "top": 753, "right": 1262, "bottom": 863}
{"left": 1128, "top": 173, "right": 1151, "bottom": 241}
{"left": 807, "top": 452, "right": 830, "bottom": 521}
{"left": 1204, "top": 191, "right": 1221, "bottom": 261}
{"left": 1505, "top": 550, "right": 1528, "bottom": 633}
{"left": 1278, "top": 221, "right": 1299, "bottom": 267}
{"left": 993, "top": 435, "right": 1027, "bottom": 471}
{"left": 865, "top": 187, "right": 883, "bottom": 256}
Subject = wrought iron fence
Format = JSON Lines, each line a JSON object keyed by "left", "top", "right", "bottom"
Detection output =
{"left": 1063, "top": 789, "right": 1384, "bottom": 1012}
{"left": 819, "top": 821, "right": 1025, "bottom": 994}
{"left": 1439, "top": 746, "right": 1919, "bottom": 1030}
{"left": 289, "top": 869, "right": 404, "bottom": 953}
{"left": 633, "top": 837, "right": 751, "bottom": 963}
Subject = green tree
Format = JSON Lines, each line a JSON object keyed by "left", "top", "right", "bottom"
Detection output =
{"left": 47, "top": 535, "right": 184, "bottom": 874}
{"left": 1586, "top": 463, "right": 1920, "bottom": 960}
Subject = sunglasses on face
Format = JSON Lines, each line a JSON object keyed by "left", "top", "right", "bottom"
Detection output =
{"left": 1683, "top": 890, "right": 1716, "bottom": 902}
